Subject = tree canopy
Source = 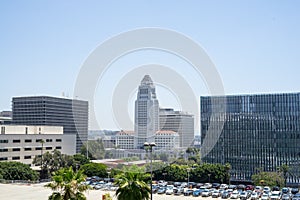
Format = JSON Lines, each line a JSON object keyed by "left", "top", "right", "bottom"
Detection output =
{"left": 0, "top": 161, "right": 38, "bottom": 181}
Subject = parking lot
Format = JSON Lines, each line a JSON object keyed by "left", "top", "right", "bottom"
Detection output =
{"left": 0, "top": 182, "right": 299, "bottom": 200}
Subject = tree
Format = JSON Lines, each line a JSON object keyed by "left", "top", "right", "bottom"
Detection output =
{"left": 80, "top": 139, "right": 105, "bottom": 160}
{"left": 278, "top": 164, "right": 289, "bottom": 186}
{"left": 45, "top": 167, "right": 89, "bottom": 200}
{"left": 0, "top": 161, "right": 38, "bottom": 181}
{"left": 73, "top": 154, "right": 90, "bottom": 166}
{"left": 252, "top": 171, "right": 284, "bottom": 188}
{"left": 80, "top": 163, "right": 107, "bottom": 178}
{"left": 115, "top": 171, "right": 151, "bottom": 200}
{"left": 33, "top": 150, "right": 76, "bottom": 179}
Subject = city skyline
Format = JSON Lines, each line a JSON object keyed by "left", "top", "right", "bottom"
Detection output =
{"left": 1, "top": 1, "right": 300, "bottom": 130}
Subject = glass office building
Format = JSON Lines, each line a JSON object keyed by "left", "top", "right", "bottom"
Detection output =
{"left": 12, "top": 96, "right": 88, "bottom": 153}
{"left": 201, "top": 93, "right": 300, "bottom": 182}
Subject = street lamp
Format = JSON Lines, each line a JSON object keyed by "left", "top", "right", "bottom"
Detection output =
{"left": 187, "top": 168, "right": 191, "bottom": 187}
{"left": 162, "top": 172, "right": 167, "bottom": 181}
{"left": 144, "top": 142, "right": 156, "bottom": 200}
{"left": 208, "top": 173, "right": 211, "bottom": 183}
{"left": 40, "top": 139, "right": 45, "bottom": 180}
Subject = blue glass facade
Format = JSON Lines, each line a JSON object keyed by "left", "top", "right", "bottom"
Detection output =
{"left": 201, "top": 93, "right": 300, "bottom": 182}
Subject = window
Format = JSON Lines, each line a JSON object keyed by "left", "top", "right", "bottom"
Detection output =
{"left": 56, "top": 146, "right": 62, "bottom": 150}
{"left": 1, "top": 127, "right": 5, "bottom": 134}
{"left": 25, "top": 127, "right": 28, "bottom": 134}
{"left": 0, "top": 140, "right": 8, "bottom": 143}
{"left": 46, "top": 139, "right": 52, "bottom": 142}
{"left": 36, "top": 139, "right": 42, "bottom": 143}
{"left": 0, "top": 148, "right": 8, "bottom": 152}
{"left": 56, "top": 139, "right": 62, "bottom": 142}
{"left": 24, "top": 147, "right": 32, "bottom": 151}
{"left": 24, "top": 156, "right": 31, "bottom": 159}
{"left": 45, "top": 147, "right": 52, "bottom": 150}
{"left": 25, "top": 139, "right": 32, "bottom": 143}
{"left": 12, "top": 148, "right": 21, "bottom": 152}
{"left": 13, "top": 139, "right": 21, "bottom": 143}
{"left": 0, "top": 157, "right": 8, "bottom": 161}
{"left": 35, "top": 147, "right": 42, "bottom": 150}
{"left": 12, "top": 156, "right": 20, "bottom": 160}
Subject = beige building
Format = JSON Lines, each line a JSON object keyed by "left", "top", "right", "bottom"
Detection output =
{"left": 115, "top": 130, "right": 135, "bottom": 149}
{"left": 155, "top": 130, "right": 179, "bottom": 150}
{"left": 0, "top": 125, "right": 76, "bottom": 166}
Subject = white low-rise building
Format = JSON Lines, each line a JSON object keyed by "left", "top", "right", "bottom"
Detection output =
{"left": 155, "top": 130, "right": 179, "bottom": 150}
{"left": 115, "top": 130, "right": 135, "bottom": 149}
{"left": 0, "top": 125, "right": 76, "bottom": 166}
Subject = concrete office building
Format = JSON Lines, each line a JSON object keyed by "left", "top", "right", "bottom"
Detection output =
{"left": 12, "top": 96, "right": 88, "bottom": 153}
{"left": 0, "top": 125, "right": 76, "bottom": 166}
{"left": 201, "top": 93, "right": 300, "bottom": 182}
{"left": 134, "top": 75, "right": 159, "bottom": 148}
{"left": 160, "top": 108, "right": 194, "bottom": 148}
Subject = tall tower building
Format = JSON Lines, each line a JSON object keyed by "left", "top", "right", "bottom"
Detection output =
{"left": 12, "top": 96, "right": 88, "bottom": 153}
{"left": 134, "top": 75, "right": 159, "bottom": 148}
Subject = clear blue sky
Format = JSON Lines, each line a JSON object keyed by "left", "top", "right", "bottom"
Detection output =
{"left": 1, "top": 1, "right": 300, "bottom": 130}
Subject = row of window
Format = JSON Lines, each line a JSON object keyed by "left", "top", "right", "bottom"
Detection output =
{"left": 4, "top": 139, "right": 62, "bottom": 143}
{"left": 0, "top": 146, "right": 62, "bottom": 152}
{"left": 0, "top": 155, "right": 32, "bottom": 161}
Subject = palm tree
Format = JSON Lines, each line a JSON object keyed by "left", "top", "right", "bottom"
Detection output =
{"left": 45, "top": 167, "right": 89, "bottom": 200}
{"left": 115, "top": 171, "right": 151, "bottom": 200}
{"left": 278, "top": 164, "right": 289, "bottom": 186}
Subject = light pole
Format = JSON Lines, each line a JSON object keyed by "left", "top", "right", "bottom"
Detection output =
{"left": 187, "top": 168, "right": 191, "bottom": 188}
{"left": 144, "top": 142, "right": 156, "bottom": 200}
{"left": 40, "top": 139, "right": 45, "bottom": 180}
{"left": 208, "top": 173, "right": 211, "bottom": 183}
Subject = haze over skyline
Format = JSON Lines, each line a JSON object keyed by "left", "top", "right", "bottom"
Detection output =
{"left": 1, "top": 1, "right": 300, "bottom": 130}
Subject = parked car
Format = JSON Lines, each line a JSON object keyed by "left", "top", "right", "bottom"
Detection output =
{"left": 292, "top": 193, "right": 300, "bottom": 200}
{"left": 261, "top": 193, "right": 270, "bottom": 200}
{"left": 272, "top": 186, "right": 280, "bottom": 191}
{"left": 222, "top": 191, "right": 230, "bottom": 199}
{"left": 264, "top": 187, "right": 271, "bottom": 194}
{"left": 291, "top": 188, "right": 300, "bottom": 195}
{"left": 165, "top": 185, "right": 174, "bottom": 195}
{"left": 183, "top": 189, "right": 193, "bottom": 196}
{"left": 212, "top": 183, "right": 221, "bottom": 189}
{"left": 282, "top": 194, "right": 291, "bottom": 200}
{"left": 220, "top": 184, "right": 229, "bottom": 190}
{"left": 212, "top": 190, "right": 221, "bottom": 198}
{"left": 237, "top": 185, "right": 246, "bottom": 190}
{"left": 193, "top": 189, "right": 202, "bottom": 197}
{"left": 229, "top": 185, "right": 237, "bottom": 190}
{"left": 174, "top": 182, "right": 182, "bottom": 187}
{"left": 282, "top": 188, "right": 290, "bottom": 194}
{"left": 240, "top": 191, "right": 249, "bottom": 200}
{"left": 270, "top": 191, "right": 282, "bottom": 200}
{"left": 251, "top": 192, "right": 259, "bottom": 200}
{"left": 204, "top": 183, "right": 212, "bottom": 189}
{"left": 202, "top": 189, "right": 212, "bottom": 197}
{"left": 196, "top": 183, "right": 204, "bottom": 188}
{"left": 174, "top": 187, "right": 184, "bottom": 195}
{"left": 157, "top": 187, "right": 166, "bottom": 194}
{"left": 255, "top": 186, "right": 263, "bottom": 192}
{"left": 246, "top": 185, "right": 255, "bottom": 191}
{"left": 230, "top": 190, "right": 240, "bottom": 199}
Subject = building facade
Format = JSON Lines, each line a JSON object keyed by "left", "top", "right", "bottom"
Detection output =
{"left": 201, "top": 93, "right": 300, "bottom": 182}
{"left": 160, "top": 108, "right": 194, "bottom": 148}
{"left": 0, "top": 125, "right": 76, "bottom": 166}
{"left": 116, "top": 130, "right": 135, "bottom": 149}
{"left": 134, "top": 75, "right": 159, "bottom": 148}
{"left": 12, "top": 96, "right": 88, "bottom": 153}
{"left": 155, "top": 130, "right": 179, "bottom": 150}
